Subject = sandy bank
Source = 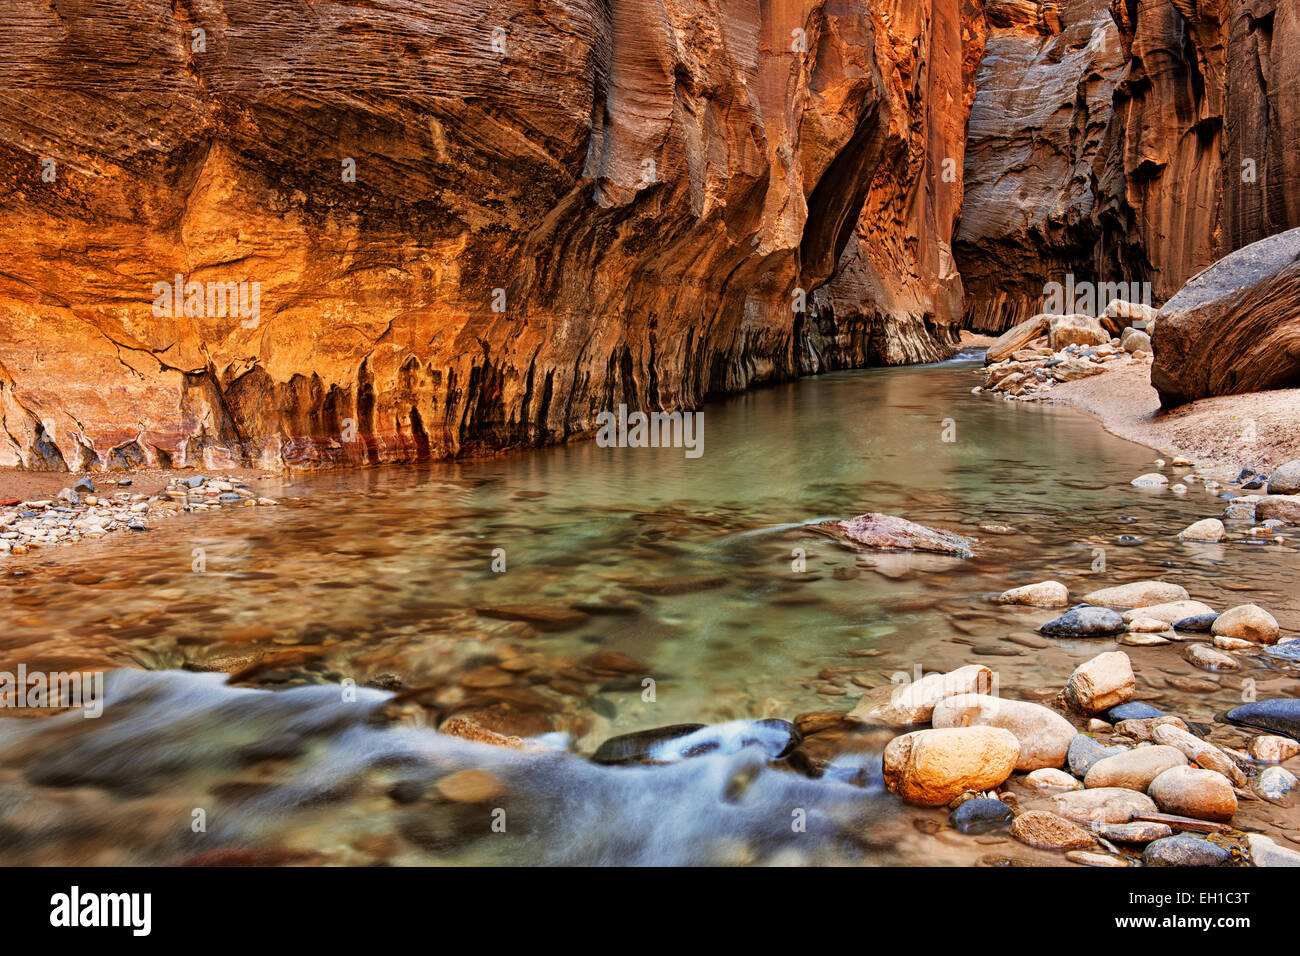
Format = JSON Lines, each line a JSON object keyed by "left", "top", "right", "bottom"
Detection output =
{"left": 1041, "top": 362, "right": 1300, "bottom": 478}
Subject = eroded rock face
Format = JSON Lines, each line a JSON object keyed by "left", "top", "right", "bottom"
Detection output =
{"left": 955, "top": 0, "right": 1125, "bottom": 332}
{"left": 0, "top": 0, "right": 987, "bottom": 471}
{"left": 958, "top": 0, "right": 1300, "bottom": 332}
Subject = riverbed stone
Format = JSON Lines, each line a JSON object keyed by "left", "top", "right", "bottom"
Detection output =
{"left": 1226, "top": 698, "right": 1300, "bottom": 740}
{"left": 1257, "top": 766, "right": 1298, "bottom": 800}
{"left": 848, "top": 664, "right": 995, "bottom": 727}
{"left": 1105, "top": 702, "right": 1163, "bottom": 722}
{"left": 590, "top": 723, "right": 707, "bottom": 764}
{"left": 1119, "top": 631, "right": 1171, "bottom": 646}
{"left": 832, "top": 513, "right": 974, "bottom": 557}
{"left": 1210, "top": 604, "right": 1280, "bottom": 644}
{"left": 1131, "top": 473, "right": 1169, "bottom": 487}
{"left": 1223, "top": 499, "right": 1258, "bottom": 521}
{"left": 1142, "top": 835, "right": 1235, "bottom": 867}
{"left": 931, "top": 694, "right": 1075, "bottom": 771}
{"left": 435, "top": 769, "right": 505, "bottom": 804}
{"left": 949, "top": 797, "right": 1014, "bottom": 834}
{"left": 1083, "top": 581, "right": 1188, "bottom": 607}
{"left": 1048, "top": 314, "right": 1108, "bottom": 349}
{"left": 1179, "top": 518, "right": 1225, "bottom": 542}
{"left": 1122, "top": 329, "right": 1151, "bottom": 353}
{"left": 1026, "top": 768, "right": 1083, "bottom": 791}
{"left": 1063, "top": 652, "right": 1135, "bottom": 716}
{"left": 1182, "top": 643, "right": 1240, "bottom": 671}
{"left": 1068, "top": 735, "right": 1130, "bottom": 777}
{"left": 1010, "top": 810, "right": 1096, "bottom": 850}
{"left": 1249, "top": 735, "right": 1300, "bottom": 762}
{"left": 1213, "top": 635, "right": 1255, "bottom": 651}
{"left": 1151, "top": 724, "right": 1242, "bottom": 783}
{"left": 1067, "top": 850, "right": 1131, "bottom": 867}
{"left": 1091, "top": 821, "right": 1173, "bottom": 843}
{"left": 1121, "top": 601, "right": 1215, "bottom": 624}
{"left": 1265, "top": 642, "right": 1300, "bottom": 662}
{"left": 1040, "top": 606, "right": 1125, "bottom": 638}
{"left": 1084, "top": 745, "right": 1188, "bottom": 791}
{"left": 997, "top": 580, "right": 1068, "bottom": 607}
{"left": 1113, "top": 716, "right": 1190, "bottom": 741}
{"left": 1050, "top": 787, "right": 1157, "bottom": 824}
{"left": 1256, "top": 495, "right": 1300, "bottom": 524}
{"left": 1125, "top": 617, "right": 1171, "bottom": 633}
{"left": 882, "top": 727, "right": 1020, "bottom": 807}
{"left": 1147, "top": 765, "right": 1237, "bottom": 821}
{"left": 1173, "top": 613, "right": 1218, "bottom": 632}
{"left": 1266, "top": 460, "right": 1300, "bottom": 495}
{"left": 1246, "top": 834, "right": 1300, "bottom": 867}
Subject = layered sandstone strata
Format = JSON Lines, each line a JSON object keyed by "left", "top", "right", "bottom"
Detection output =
{"left": 0, "top": 0, "right": 984, "bottom": 470}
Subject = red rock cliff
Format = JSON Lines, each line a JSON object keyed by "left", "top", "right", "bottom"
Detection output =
{"left": 957, "top": 0, "right": 1300, "bottom": 331}
{"left": 0, "top": 0, "right": 984, "bottom": 470}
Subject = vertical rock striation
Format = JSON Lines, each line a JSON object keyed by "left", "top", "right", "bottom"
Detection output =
{"left": 954, "top": 0, "right": 1126, "bottom": 332}
{"left": 957, "top": 0, "right": 1300, "bottom": 332}
{"left": 0, "top": 0, "right": 985, "bottom": 470}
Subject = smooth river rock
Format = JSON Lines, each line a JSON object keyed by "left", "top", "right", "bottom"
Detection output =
{"left": 1142, "top": 835, "right": 1235, "bottom": 867}
{"left": 1040, "top": 606, "right": 1125, "bottom": 638}
{"left": 1050, "top": 787, "right": 1157, "bottom": 825}
{"left": 1152, "top": 724, "right": 1243, "bottom": 784}
{"left": 996, "top": 580, "right": 1069, "bottom": 607}
{"left": 1266, "top": 459, "right": 1300, "bottom": 496}
{"left": 1182, "top": 643, "right": 1240, "bottom": 671}
{"left": 1226, "top": 699, "right": 1300, "bottom": 741}
{"left": 1068, "top": 735, "right": 1131, "bottom": 777}
{"left": 1026, "top": 768, "right": 1084, "bottom": 791}
{"left": 1256, "top": 495, "right": 1300, "bottom": 525}
{"left": 1120, "top": 601, "right": 1216, "bottom": 625}
{"left": 882, "top": 726, "right": 1020, "bottom": 807}
{"left": 1063, "top": 652, "right": 1134, "bottom": 716}
{"left": 1173, "top": 613, "right": 1219, "bottom": 632}
{"left": 832, "top": 513, "right": 974, "bottom": 557}
{"left": 949, "top": 797, "right": 1014, "bottom": 834}
{"left": 1179, "top": 518, "right": 1225, "bottom": 542}
{"left": 1249, "top": 735, "right": 1300, "bottom": 763}
{"left": 1256, "top": 766, "right": 1298, "bottom": 801}
{"left": 1082, "top": 581, "right": 1188, "bottom": 607}
{"left": 1104, "top": 703, "right": 1163, "bottom": 722}
{"left": 1084, "top": 746, "right": 1188, "bottom": 791}
{"left": 849, "top": 664, "right": 995, "bottom": 727}
{"left": 1210, "top": 604, "right": 1280, "bottom": 645}
{"left": 1147, "top": 766, "right": 1238, "bottom": 822}
{"left": 931, "top": 694, "right": 1076, "bottom": 771}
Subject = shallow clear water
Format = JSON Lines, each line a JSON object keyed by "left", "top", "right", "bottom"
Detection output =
{"left": 2, "top": 355, "right": 1297, "bottom": 865}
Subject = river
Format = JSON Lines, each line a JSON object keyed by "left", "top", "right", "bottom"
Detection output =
{"left": 1, "top": 353, "right": 1296, "bottom": 865}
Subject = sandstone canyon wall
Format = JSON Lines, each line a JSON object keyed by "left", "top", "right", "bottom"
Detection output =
{"left": 957, "top": 0, "right": 1300, "bottom": 332}
{"left": 0, "top": 0, "right": 985, "bottom": 470}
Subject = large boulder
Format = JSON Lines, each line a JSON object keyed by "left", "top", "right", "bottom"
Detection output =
{"left": 1048, "top": 314, "right": 1110, "bottom": 349}
{"left": 985, "top": 314, "right": 1051, "bottom": 364}
{"left": 1151, "top": 228, "right": 1300, "bottom": 409}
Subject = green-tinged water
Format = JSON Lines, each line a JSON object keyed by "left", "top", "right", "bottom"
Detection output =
{"left": 1, "top": 354, "right": 1297, "bottom": 865}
